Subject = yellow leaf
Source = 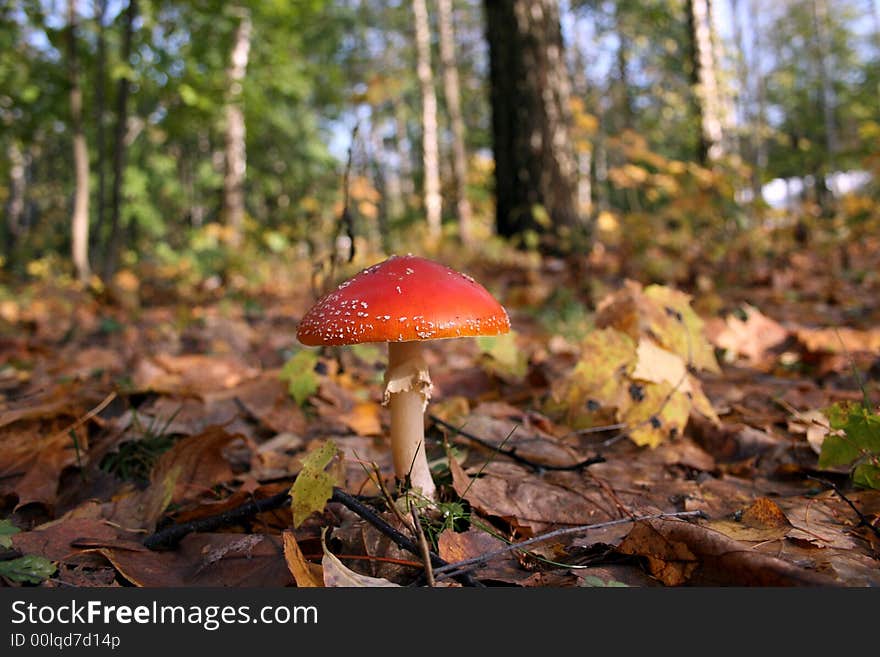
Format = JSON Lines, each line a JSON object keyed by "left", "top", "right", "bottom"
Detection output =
{"left": 290, "top": 440, "right": 339, "bottom": 528}
{"left": 283, "top": 531, "right": 323, "bottom": 587}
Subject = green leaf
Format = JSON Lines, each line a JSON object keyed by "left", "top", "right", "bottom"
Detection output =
{"left": 818, "top": 433, "right": 862, "bottom": 469}
{"left": 0, "top": 519, "right": 19, "bottom": 549}
{"left": 853, "top": 462, "right": 880, "bottom": 490}
{"left": 290, "top": 440, "right": 339, "bottom": 528}
{"left": 280, "top": 350, "right": 320, "bottom": 406}
{"left": 579, "top": 575, "right": 629, "bottom": 587}
{"left": 0, "top": 555, "right": 56, "bottom": 584}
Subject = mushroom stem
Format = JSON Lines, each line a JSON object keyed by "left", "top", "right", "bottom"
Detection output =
{"left": 386, "top": 340, "right": 437, "bottom": 499}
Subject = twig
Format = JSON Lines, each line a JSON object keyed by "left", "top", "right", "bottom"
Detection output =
{"left": 409, "top": 502, "right": 435, "bottom": 587}
{"left": 807, "top": 475, "right": 880, "bottom": 539}
{"left": 142, "top": 486, "right": 482, "bottom": 587}
{"left": 430, "top": 415, "right": 605, "bottom": 472}
{"left": 432, "top": 510, "right": 706, "bottom": 581}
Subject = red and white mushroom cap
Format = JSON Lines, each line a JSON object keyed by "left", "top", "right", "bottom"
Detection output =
{"left": 296, "top": 255, "right": 510, "bottom": 346}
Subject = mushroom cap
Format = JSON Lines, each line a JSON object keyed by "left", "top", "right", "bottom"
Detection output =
{"left": 296, "top": 255, "right": 511, "bottom": 346}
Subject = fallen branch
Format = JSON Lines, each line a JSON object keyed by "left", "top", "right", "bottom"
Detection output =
{"left": 430, "top": 414, "right": 605, "bottom": 472}
{"left": 431, "top": 510, "right": 706, "bottom": 581}
{"left": 142, "top": 486, "right": 481, "bottom": 587}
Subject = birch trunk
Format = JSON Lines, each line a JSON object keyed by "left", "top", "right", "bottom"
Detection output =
{"left": 436, "top": 0, "right": 472, "bottom": 243}
{"left": 68, "top": 0, "right": 91, "bottom": 283}
{"left": 223, "top": 7, "right": 252, "bottom": 247}
{"left": 687, "top": 0, "right": 725, "bottom": 163}
{"left": 412, "top": 0, "right": 442, "bottom": 241}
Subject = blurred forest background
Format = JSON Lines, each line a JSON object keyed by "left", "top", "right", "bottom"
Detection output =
{"left": 1, "top": 0, "right": 878, "bottom": 288}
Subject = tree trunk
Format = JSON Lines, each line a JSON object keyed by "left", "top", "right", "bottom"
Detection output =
{"left": 412, "top": 0, "right": 442, "bottom": 242}
{"left": 687, "top": 0, "right": 725, "bottom": 164}
{"left": 484, "top": 0, "right": 579, "bottom": 243}
{"left": 222, "top": 6, "right": 251, "bottom": 248}
{"left": 94, "top": 0, "right": 108, "bottom": 251}
{"left": 67, "top": 0, "right": 91, "bottom": 283}
{"left": 103, "top": 0, "right": 137, "bottom": 278}
{"left": 4, "top": 141, "right": 26, "bottom": 255}
{"left": 810, "top": 0, "right": 837, "bottom": 213}
{"left": 437, "top": 0, "right": 473, "bottom": 243}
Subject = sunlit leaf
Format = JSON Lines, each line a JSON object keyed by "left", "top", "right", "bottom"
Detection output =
{"left": 290, "top": 440, "right": 339, "bottom": 528}
{"left": 280, "top": 350, "right": 320, "bottom": 406}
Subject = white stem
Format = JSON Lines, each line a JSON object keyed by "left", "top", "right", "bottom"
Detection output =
{"left": 386, "top": 341, "right": 436, "bottom": 499}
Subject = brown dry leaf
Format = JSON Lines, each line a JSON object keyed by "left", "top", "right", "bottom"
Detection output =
{"left": 787, "top": 409, "right": 833, "bottom": 455}
{"left": 338, "top": 401, "right": 382, "bottom": 436}
{"left": 437, "top": 527, "right": 523, "bottom": 583}
{"left": 227, "top": 372, "right": 307, "bottom": 435}
{"left": 90, "top": 533, "right": 293, "bottom": 587}
{"left": 283, "top": 530, "right": 323, "bottom": 587}
{"left": 794, "top": 326, "right": 880, "bottom": 354}
{"left": 450, "top": 412, "right": 583, "bottom": 467}
{"left": 150, "top": 426, "right": 249, "bottom": 504}
{"left": 12, "top": 517, "right": 138, "bottom": 562}
{"left": 705, "top": 305, "right": 789, "bottom": 366}
{"left": 618, "top": 519, "right": 834, "bottom": 586}
{"left": 131, "top": 353, "right": 259, "bottom": 395}
{"left": 449, "top": 457, "right": 616, "bottom": 535}
{"left": 708, "top": 497, "right": 793, "bottom": 542}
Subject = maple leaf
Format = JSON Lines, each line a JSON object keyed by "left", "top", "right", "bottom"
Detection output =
{"left": 290, "top": 440, "right": 339, "bottom": 528}
{"left": 819, "top": 402, "right": 880, "bottom": 489}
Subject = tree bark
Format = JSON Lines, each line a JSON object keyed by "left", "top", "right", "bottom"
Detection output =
{"left": 222, "top": 6, "right": 252, "bottom": 248}
{"left": 412, "top": 0, "right": 442, "bottom": 242}
{"left": 484, "top": 0, "right": 580, "bottom": 243}
{"left": 67, "top": 0, "right": 91, "bottom": 283}
{"left": 437, "top": 0, "right": 473, "bottom": 243}
{"left": 4, "top": 141, "right": 26, "bottom": 255}
{"left": 94, "top": 0, "right": 108, "bottom": 251}
{"left": 687, "top": 0, "right": 725, "bottom": 164}
{"left": 103, "top": 0, "right": 137, "bottom": 278}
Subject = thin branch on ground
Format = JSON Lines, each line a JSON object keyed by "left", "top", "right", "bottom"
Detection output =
{"left": 142, "top": 485, "right": 482, "bottom": 587}
{"left": 807, "top": 475, "right": 880, "bottom": 539}
{"left": 431, "top": 510, "right": 706, "bottom": 581}
{"left": 430, "top": 414, "right": 606, "bottom": 472}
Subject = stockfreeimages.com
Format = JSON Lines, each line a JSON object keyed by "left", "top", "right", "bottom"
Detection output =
{"left": 11, "top": 600, "right": 317, "bottom": 632}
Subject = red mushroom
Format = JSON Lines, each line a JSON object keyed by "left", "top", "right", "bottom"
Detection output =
{"left": 296, "top": 254, "right": 510, "bottom": 498}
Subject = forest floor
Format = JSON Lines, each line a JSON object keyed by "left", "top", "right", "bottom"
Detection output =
{"left": 1, "top": 224, "right": 879, "bottom": 588}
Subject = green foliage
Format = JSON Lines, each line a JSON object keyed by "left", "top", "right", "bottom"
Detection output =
{"left": 0, "top": 520, "right": 56, "bottom": 584}
{"left": 819, "top": 402, "right": 880, "bottom": 490}
{"left": 290, "top": 440, "right": 339, "bottom": 528}
{"left": 99, "top": 410, "right": 180, "bottom": 483}
{"left": 280, "top": 349, "right": 320, "bottom": 407}
{"left": 0, "top": 554, "right": 57, "bottom": 585}
{"left": 0, "top": 518, "right": 18, "bottom": 548}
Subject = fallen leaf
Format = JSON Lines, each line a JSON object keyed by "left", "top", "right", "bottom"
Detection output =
{"left": 290, "top": 440, "right": 339, "bottom": 528}
{"left": 283, "top": 530, "right": 323, "bottom": 587}
{"left": 322, "top": 547, "right": 401, "bottom": 588}
{"left": 705, "top": 305, "right": 789, "bottom": 366}
{"left": 338, "top": 401, "right": 382, "bottom": 436}
{"left": 708, "top": 497, "right": 793, "bottom": 542}
{"left": 151, "top": 426, "right": 248, "bottom": 504}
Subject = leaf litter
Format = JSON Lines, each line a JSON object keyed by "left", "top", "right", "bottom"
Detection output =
{"left": 0, "top": 245, "right": 878, "bottom": 588}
